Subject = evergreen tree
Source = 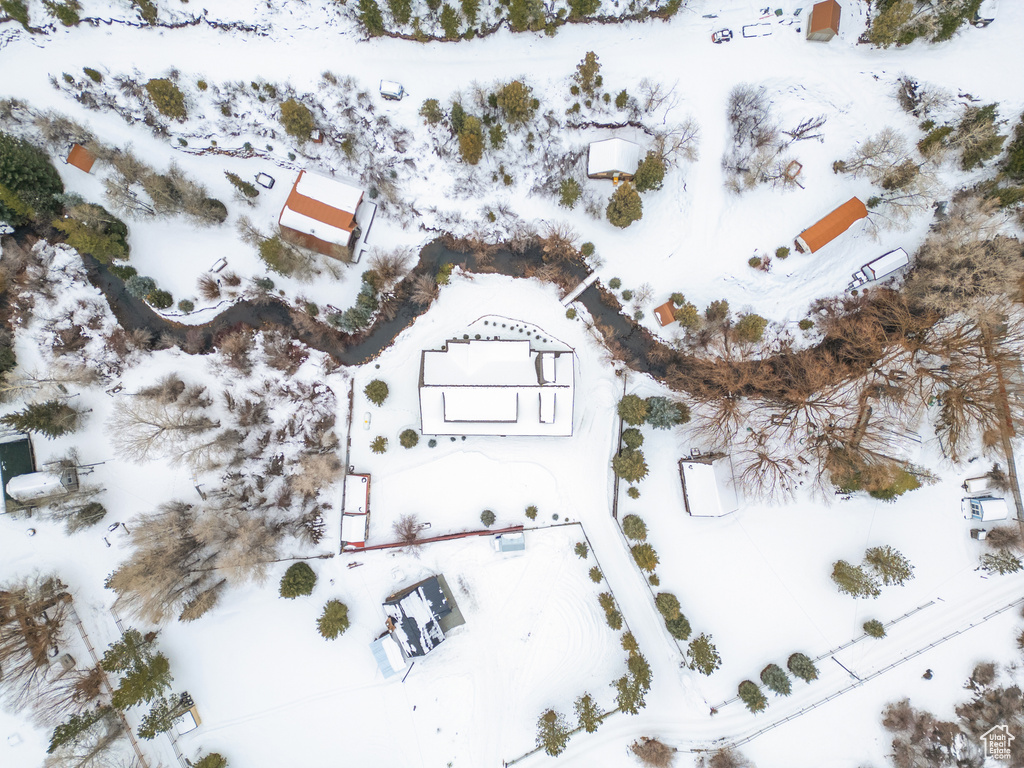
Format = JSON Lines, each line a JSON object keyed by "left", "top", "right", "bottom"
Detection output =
{"left": 980, "top": 549, "right": 1023, "bottom": 575}
{"left": 317, "top": 600, "right": 350, "bottom": 640}
{"left": 705, "top": 299, "right": 730, "bottom": 324}
{"left": 358, "top": 0, "right": 386, "bottom": 35}
{"left": 866, "top": 0, "right": 912, "bottom": 47}
{"left": 615, "top": 653, "right": 652, "bottom": 715}
{"left": 480, "top": 509, "right": 496, "bottom": 527}
{"left": 460, "top": 0, "right": 478, "bottom": 24}
{"left": 573, "top": 52, "right": 600, "bottom": 93}
{"left": 687, "top": 634, "right": 721, "bottom": 676}
{"left": 760, "top": 663, "right": 792, "bottom": 696}
{"left": 606, "top": 183, "right": 643, "bottom": 228}
{"left": 110, "top": 653, "right": 172, "bottom": 710}
{"left": 589, "top": 566, "right": 602, "bottom": 582}
{"left": 458, "top": 116, "right": 484, "bottom": 165}
{"left": 279, "top": 562, "right": 317, "bottom": 598}
{"left": 0, "top": 130, "right": 64, "bottom": 224}
{"left": 137, "top": 694, "right": 189, "bottom": 740}
{"left": 144, "top": 79, "right": 187, "bottom": 119}
{"left": 617, "top": 394, "right": 649, "bottom": 425}
{"left": 787, "top": 652, "right": 819, "bottom": 683}
{"left": 536, "top": 709, "right": 571, "bottom": 756}
{"left": 279, "top": 99, "right": 315, "bottom": 140}
{"left": 645, "top": 397, "right": 690, "bottom": 429}
{"left": 620, "top": 632, "right": 639, "bottom": 653}
{"left": 864, "top": 545, "right": 915, "bottom": 586}
{"left": 399, "top": 429, "right": 419, "bottom": 448}
{"left": 574, "top": 692, "right": 602, "bottom": 733}
{"left": 621, "top": 514, "right": 647, "bottom": 541}
{"left": 628, "top": 652, "right": 652, "bottom": 691}
{"left": 370, "top": 435, "right": 388, "bottom": 454}
{"left": 53, "top": 203, "right": 130, "bottom": 263}
{"left": 48, "top": 707, "right": 112, "bottom": 754}
{"left": 495, "top": 80, "right": 536, "bottom": 124}
{"left": 830, "top": 560, "right": 881, "bottom": 598}
{"left": 574, "top": 541, "right": 588, "bottom": 558}
{"left": 665, "top": 615, "right": 691, "bottom": 641}
{"left": 507, "top": 0, "right": 543, "bottom": 32}
{"left": 612, "top": 449, "right": 648, "bottom": 483}
{"left": 633, "top": 151, "right": 666, "bottom": 193}
{"left": 101, "top": 628, "right": 154, "bottom": 673}
{"left": 655, "top": 592, "right": 681, "bottom": 620}
{"left": 621, "top": 427, "right": 644, "bottom": 449}
{"left": 364, "top": 379, "right": 389, "bottom": 406}
{"left": 734, "top": 313, "right": 768, "bottom": 343}
{"left": 195, "top": 754, "right": 228, "bottom": 768}
{"left": 673, "top": 300, "right": 700, "bottom": 329}
{"left": 630, "top": 543, "right": 659, "bottom": 572}
{"left": 558, "top": 178, "right": 581, "bottom": 209}
{"left": 738, "top": 680, "right": 768, "bottom": 713}
{"left": 0, "top": 399, "right": 82, "bottom": 438}
{"left": 439, "top": 4, "right": 460, "bottom": 37}
{"left": 125, "top": 274, "right": 156, "bottom": 299}
{"left": 863, "top": 619, "right": 886, "bottom": 638}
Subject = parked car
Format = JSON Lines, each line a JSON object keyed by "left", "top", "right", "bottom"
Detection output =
{"left": 711, "top": 29, "right": 733, "bottom": 43}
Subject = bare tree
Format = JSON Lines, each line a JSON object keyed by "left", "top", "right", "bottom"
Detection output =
{"left": 834, "top": 128, "right": 914, "bottom": 179}
{"left": 107, "top": 397, "right": 218, "bottom": 463}
{"left": 409, "top": 273, "right": 439, "bottom": 306}
{"left": 367, "top": 247, "right": 414, "bottom": 293}
{"left": 630, "top": 737, "right": 674, "bottom": 767}
{"left": 654, "top": 117, "right": 701, "bottom": 164}
{"left": 290, "top": 452, "right": 343, "bottom": 498}
{"left": 733, "top": 431, "right": 800, "bottom": 503}
{"left": 392, "top": 513, "right": 422, "bottom": 548}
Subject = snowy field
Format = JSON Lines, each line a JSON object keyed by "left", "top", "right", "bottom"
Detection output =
{"left": 3, "top": 1, "right": 1024, "bottom": 767}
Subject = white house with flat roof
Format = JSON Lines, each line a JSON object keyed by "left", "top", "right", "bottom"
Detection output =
{"left": 418, "top": 337, "right": 574, "bottom": 436}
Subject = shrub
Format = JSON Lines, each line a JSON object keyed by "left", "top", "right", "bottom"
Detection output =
{"left": 626, "top": 487, "right": 640, "bottom": 499}
{"left": 0, "top": 131, "right": 64, "bottom": 224}
{"left": 589, "top": 566, "right": 602, "bottom": 583}
{"left": 194, "top": 755, "right": 227, "bottom": 768}
{"left": 525, "top": 505, "right": 538, "bottom": 520}
{"left": 621, "top": 428, "right": 644, "bottom": 450}
{"left": 645, "top": 397, "right": 690, "bottom": 429}
{"left": 798, "top": 318, "right": 814, "bottom": 331}
{"left": 655, "top": 592, "right": 680, "bottom": 620}
{"left": 111, "top": 264, "right": 137, "bottom": 280}
{"left": 748, "top": 256, "right": 762, "bottom": 269}
{"left": 574, "top": 541, "right": 588, "bottom": 558}
{"left": 565, "top": 308, "right": 577, "bottom": 319}
{"left": 581, "top": 242, "right": 595, "bottom": 257}
{"left": 317, "top": 600, "right": 350, "bottom": 639}
{"left": 787, "top": 652, "right": 818, "bottom": 682}
{"left": 621, "top": 289, "right": 633, "bottom": 301}
{"left": 279, "top": 562, "right": 316, "bottom": 598}
{"left": 125, "top": 275, "right": 156, "bottom": 299}
{"left": 612, "top": 449, "right": 648, "bottom": 483}
{"left": 458, "top": 116, "right": 484, "bottom": 165}
{"left": 630, "top": 543, "right": 659, "bottom": 572}
{"left": 633, "top": 152, "right": 666, "bottom": 192}
{"left": 622, "top": 514, "right": 647, "bottom": 541}
{"left": 734, "top": 314, "right": 768, "bottom": 343}
{"left": 370, "top": 436, "right": 388, "bottom": 454}
{"left": 358, "top": 0, "right": 386, "bottom": 35}
{"left": 144, "top": 79, "right": 187, "bottom": 119}
{"left": 617, "top": 394, "right": 649, "bottom": 426}
{"left": 177, "top": 299, "right": 194, "bottom": 313}
{"left": 775, "top": 246, "right": 790, "bottom": 259}
{"left": 608, "top": 277, "right": 621, "bottom": 290}
{"left": 495, "top": 80, "right": 536, "bottom": 124}
{"left": 146, "top": 289, "right": 173, "bottom": 310}
{"left": 738, "top": 680, "right": 768, "bottom": 713}
{"left": 280, "top": 99, "right": 315, "bottom": 140}
{"left": 615, "top": 90, "right": 629, "bottom": 109}
{"left": 480, "top": 509, "right": 496, "bottom": 527}
{"left": 364, "top": 379, "right": 389, "bottom": 406}
{"left": 760, "top": 663, "right": 792, "bottom": 696}
{"left": 558, "top": 178, "right": 581, "bottom": 208}
{"left": 606, "top": 183, "right": 643, "bottom": 228}
{"left": 864, "top": 619, "right": 886, "bottom": 638}
{"left": 399, "top": 429, "right": 419, "bottom": 448}
{"left": 253, "top": 276, "right": 274, "bottom": 292}
{"left": 83, "top": 67, "right": 103, "bottom": 82}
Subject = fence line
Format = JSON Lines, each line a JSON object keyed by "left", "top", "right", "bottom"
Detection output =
{"left": 68, "top": 605, "right": 150, "bottom": 768}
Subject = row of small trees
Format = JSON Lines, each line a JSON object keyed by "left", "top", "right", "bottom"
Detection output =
{"left": 831, "top": 545, "right": 915, "bottom": 599}
{"left": 737, "top": 653, "right": 819, "bottom": 714}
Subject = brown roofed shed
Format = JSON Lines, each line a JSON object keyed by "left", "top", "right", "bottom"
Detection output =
{"left": 66, "top": 144, "right": 96, "bottom": 174}
{"left": 654, "top": 301, "right": 677, "bottom": 327}
{"left": 807, "top": 0, "right": 841, "bottom": 42}
{"left": 795, "top": 197, "right": 867, "bottom": 253}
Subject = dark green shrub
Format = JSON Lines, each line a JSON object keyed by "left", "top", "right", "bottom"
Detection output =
{"left": 125, "top": 275, "right": 156, "bottom": 299}
{"left": 364, "top": 379, "right": 389, "bottom": 406}
{"left": 399, "top": 429, "right": 419, "bottom": 448}
{"left": 480, "top": 509, "right": 496, "bottom": 527}
{"left": 606, "top": 183, "right": 642, "bottom": 228}
{"left": 83, "top": 67, "right": 103, "bottom": 82}
{"left": 665, "top": 615, "right": 691, "bottom": 641}
{"left": 626, "top": 486, "right": 640, "bottom": 499}
{"left": 798, "top": 318, "right": 814, "bottom": 331}
{"left": 177, "top": 299, "right": 194, "bottom": 313}
{"left": 194, "top": 754, "right": 227, "bottom": 768}
{"left": 146, "top": 289, "right": 173, "bottom": 310}
{"left": 621, "top": 428, "right": 644, "bottom": 450}
{"left": 110, "top": 264, "right": 137, "bottom": 280}
{"left": 775, "top": 246, "right": 790, "bottom": 259}
{"left": 279, "top": 562, "right": 316, "bottom": 598}
{"left": 145, "top": 79, "right": 187, "bottom": 119}
{"left": 612, "top": 449, "right": 648, "bottom": 483}
{"left": 617, "top": 395, "right": 648, "bottom": 426}
{"left": 581, "top": 242, "right": 595, "bottom": 257}
{"left": 621, "top": 514, "right": 647, "bottom": 541}
{"left": 608, "top": 277, "right": 621, "bottom": 290}
{"left": 525, "top": 505, "right": 538, "bottom": 520}
{"left": 280, "top": 99, "right": 315, "bottom": 140}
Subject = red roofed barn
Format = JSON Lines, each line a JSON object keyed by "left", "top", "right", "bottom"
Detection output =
{"left": 794, "top": 197, "right": 867, "bottom": 253}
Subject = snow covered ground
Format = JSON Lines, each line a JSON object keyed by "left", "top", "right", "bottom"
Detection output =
{"left": 3, "top": 2, "right": 1024, "bottom": 767}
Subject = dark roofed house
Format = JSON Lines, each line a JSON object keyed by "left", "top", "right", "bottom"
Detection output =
{"left": 0, "top": 433, "right": 37, "bottom": 514}
{"left": 383, "top": 575, "right": 462, "bottom": 658}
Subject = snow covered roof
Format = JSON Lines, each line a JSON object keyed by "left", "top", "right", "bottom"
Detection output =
{"left": 343, "top": 473, "right": 370, "bottom": 514}
{"left": 419, "top": 338, "right": 574, "bottom": 436}
{"left": 173, "top": 710, "right": 199, "bottom": 735}
{"left": 494, "top": 532, "right": 526, "bottom": 553}
{"left": 370, "top": 634, "right": 408, "bottom": 678}
{"left": 6, "top": 471, "right": 68, "bottom": 502}
{"left": 383, "top": 576, "right": 452, "bottom": 658}
{"left": 680, "top": 457, "right": 740, "bottom": 517}
{"left": 278, "top": 170, "right": 363, "bottom": 248}
{"left": 341, "top": 514, "right": 368, "bottom": 548}
{"left": 795, "top": 197, "right": 867, "bottom": 253}
{"left": 587, "top": 138, "right": 641, "bottom": 178}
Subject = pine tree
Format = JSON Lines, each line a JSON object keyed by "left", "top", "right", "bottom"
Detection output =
{"left": 280, "top": 99, "right": 315, "bottom": 140}
{"left": 645, "top": 397, "right": 690, "bottom": 429}
{"left": 371, "top": 435, "right": 388, "bottom": 454}
{"left": 738, "top": 680, "right": 768, "bottom": 713}
{"left": 734, "top": 314, "right": 768, "bottom": 343}
{"left": 0, "top": 399, "right": 82, "bottom": 438}
{"left": 458, "top": 116, "right": 484, "bottom": 165}
{"left": 606, "top": 183, "right": 643, "bottom": 228}
{"left": 574, "top": 541, "right": 588, "bottom": 558}
{"left": 621, "top": 632, "right": 639, "bottom": 653}
{"left": 536, "top": 709, "right": 571, "bottom": 756}
{"left": 863, "top": 619, "right": 886, "bottom": 638}
{"left": 674, "top": 300, "right": 700, "bottom": 329}
{"left": 364, "top": 379, "right": 389, "bottom": 406}
{"left": 830, "top": 560, "right": 881, "bottom": 598}
{"left": 633, "top": 152, "right": 666, "bottom": 193}
{"left": 358, "top": 0, "right": 385, "bottom": 35}
{"left": 980, "top": 549, "right": 1023, "bottom": 575}
{"left": 495, "top": 80, "right": 536, "bottom": 124}
{"left": 622, "top": 514, "right": 647, "bottom": 541}
{"left": 101, "top": 628, "right": 154, "bottom": 673}
{"left": 110, "top": 653, "right": 172, "bottom": 710}
{"left": 573, "top": 52, "right": 600, "bottom": 94}
{"left": 705, "top": 299, "right": 730, "bottom": 324}
{"left": 399, "top": 429, "right": 419, "bottom": 448}
{"left": 787, "top": 652, "right": 819, "bottom": 683}
{"left": 760, "top": 663, "right": 792, "bottom": 696}
{"left": 688, "top": 634, "right": 721, "bottom": 676}
{"left": 617, "top": 395, "right": 649, "bottom": 425}
{"left": 137, "top": 694, "right": 189, "bottom": 740}
{"left": 48, "top": 707, "right": 112, "bottom": 754}
{"left": 612, "top": 449, "right": 648, "bottom": 483}
{"left": 655, "top": 592, "right": 681, "bottom": 620}
{"left": 631, "top": 543, "right": 659, "bottom": 572}
{"left": 317, "top": 600, "right": 350, "bottom": 640}
{"left": 439, "top": 3, "right": 460, "bottom": 37}
{"left": 0, "top": 130, "right": 64, "bottom": 223}
{"left": 574, "top": 692, "right": 602, "bottom": 733}
{"left": 279, "top": 562, "right": 317, "bottom": 598}
{"left": 621, "top": 427, "right": 644, "bottom": 449}
{"left": 195, "top": 754, "right": 228, "bottom": 768}
{"left": 144, "top": 79, "right": 187, "bottom": 119}
{"left": 864, "top": 545, "right": 915, "bottom": 586}
{"left": 665, "top": 615, "right": 691, "bottom": 641}
{"left": 628, "top": 651, "right": 652, "bottom": 692}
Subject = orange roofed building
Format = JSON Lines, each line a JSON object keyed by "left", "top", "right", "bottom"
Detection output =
{"left": 654, "top": 301, "right": 677, "bottom": 327}
{"left": 794, "top": 197, "right": 867, "bottom": 253}
{"left": 807, "top": 0, "right": 841, "bottom": 42}
{"left": 66, "top": 144, "right": 96, "bottom": 174}
{"left": 278, "top": 170, "right": 363, "bottom": 260}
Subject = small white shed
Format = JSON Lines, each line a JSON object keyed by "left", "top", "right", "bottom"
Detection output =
{"left": 587, "top": 138, "right": 641, "bottom": 181}
{"left": 679, "top": 456, "right": 740, "bottom": 517}
{"left": 962, "top": 496, "right": 1009, "bottom": 522}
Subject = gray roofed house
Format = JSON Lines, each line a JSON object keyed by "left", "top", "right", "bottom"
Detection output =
{"left": 383, "top": 575, "right": 462, "bottom": 658}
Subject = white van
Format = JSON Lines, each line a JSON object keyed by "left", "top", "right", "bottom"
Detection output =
{"left": 380, "top": 80, "right": 405, "bottom": 101}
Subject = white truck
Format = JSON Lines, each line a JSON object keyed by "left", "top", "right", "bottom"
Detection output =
{"left": 848, "top": 248, "right": 909, "bottom": 290}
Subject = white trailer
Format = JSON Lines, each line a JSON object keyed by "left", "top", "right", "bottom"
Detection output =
{"left": 379, "top": 80, "right": 405, "bottom": 100}
{"left": 962, "top": 496, "right": 1009, "bottom": 522}
{"left": 849, "top": 248, "right": 909, "bottom": 289}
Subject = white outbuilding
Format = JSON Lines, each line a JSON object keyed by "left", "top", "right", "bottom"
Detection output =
{"left": 587, "top": 138, "right": 641, "bottom": 181}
